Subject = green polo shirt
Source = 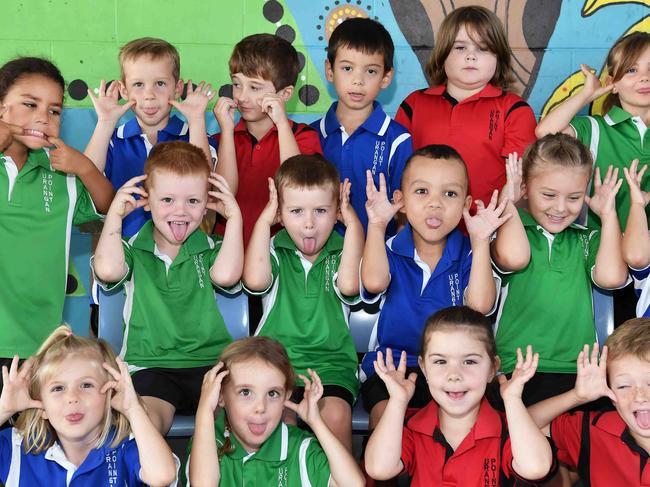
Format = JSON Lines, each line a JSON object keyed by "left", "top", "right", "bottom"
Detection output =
{"left": 249, "top": 229, "right": 360, "bottom": 399}
{"left": 94, "top": 221, "right": 233, "bottom": 368}
{"left": 0, "top": 149, "right": 99, "bottom": 357}
{"left": 215, "top": 413, "right": 331, "bottom": 487}
{"left": 571, "top": 106, "right": 650, "bottom": 230}
{"left": 494, "top": 209, "right": 599, "bottom": 374}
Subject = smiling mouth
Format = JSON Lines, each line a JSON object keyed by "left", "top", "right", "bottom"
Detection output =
{"left": 168, "top": 221, "right": 189, "bottom": 241}
{"left": 446, "top": 391, "right": 467, "bottom": 401}
{"left": 546, "top": 214, "right": 566, "bottom": 223}
{"left": 635, "top": 410, "right": 650, "bottom": 429}
{"left": 22, "top": 129, "right": 48, "bottom": 140}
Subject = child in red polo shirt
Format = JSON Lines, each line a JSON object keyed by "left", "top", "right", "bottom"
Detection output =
{"left": 395, "top": 6, "right": 536, "bottom": 213}
{"left": 530, "top": 318, "right": 650, "bottom": 487}
{"left": 365, "top": 306, "right": 556, "bottom": 486}
{"left": 212, "top": 34, "right": 322, "bottom": 247}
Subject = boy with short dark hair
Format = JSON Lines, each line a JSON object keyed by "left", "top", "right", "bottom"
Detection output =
{"left": 213, "top": 33, "right": 322, "bottom": 246}
{"left": 85, "top": 37, "right": 216, "bottom": 237}
{"left": 92, "top": 141, "right": 243, "bottom": 434}
{"left": 243, "top": 154, "right": 364, "bottom": 450}
{"left": 312, "top": 17, "right": 412, "bottom": 234}
{"left": 360, "top": 144, "right": 509, "bottom": 431}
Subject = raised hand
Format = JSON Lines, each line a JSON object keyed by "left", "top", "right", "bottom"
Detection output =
{"left": 0, "top": 356, "right": 42, "bottom": 417}
{"left": 48, "top": 137, "right": 95, "bottom": 176}
{"left": 206, "top": 173, "right": 241, "bottom": 220}
{"left": 108, "top": 175, "right": 148, "bottom": 219}
{"left": 101, "top": 357, "right": 141, "bottom": 417}
{"left": 87, "top": 80, "right": 135, "bottom": 124}
{"left": 502, "top": 152, "right": 523, "bottom": 204}
{"left": 373, "top": 349, "right": 417, "bottom": 405}
{"left": 574, "top": 344, "right": 616, "bottom": 403}
{"left": 464, "top": 190, "right": 511, "bottom": 241}
{"left": 338, "top": 178, "right": 360, "bottom": 228}
{"left": 284, "top": 368, "right": 324, "bottom": 427}
{"left": 579, "top": 64, "right": 614, "bottom": 102}
{"left": 213, "top": 96, "right": 237, "bottom": 132}
{"left": 197, "top": 362, "right": 229, "bottom": 413}
{"left": 258, "top": 178, "right": 280, "bottom": 227}
{"left": 586, "top": 166, "right": 623, "bottom": 217}
{"left": 170, "top": 80, "right": 216, "bottom": 122}
{"left": 259, "top": 93, "right": 289, "bottom": 126}
{"left": 498, "top": 345, "right": 538, "bottom": 400}
{"left": 623, "top": 159, "right": 650, "bottom": 207}
{"left": 365, "top": 171, "right": 403, "bottom": 227}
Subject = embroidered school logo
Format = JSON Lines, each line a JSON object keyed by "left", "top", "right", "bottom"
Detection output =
{"left": 323, "top": 254, "right": 336, "bottom": 293}
{"left": 488, "top": 109, "right": 501, "bottom": 141}
{"left": 277, "top": 466, "right": 288, "bottom": 486}
{"left": 578, "top": 233, "right": 590, "bottom": 261}
{"left": 193, "top": 255, "right": 206, "bottom": 288}
{"left": 483, "top": 457, "right": 498, "bottom": 486}
{"left": 371, "top": 139, "right": 386, "bottom": 175}
{"left": 105, "top": 449, "right": 119, "bottom": 484}
{"left": 42, "top": 173, "right": 54, "bottom": 213}
{"left": 448, "top": 272, "right": 461, "bottom": 305}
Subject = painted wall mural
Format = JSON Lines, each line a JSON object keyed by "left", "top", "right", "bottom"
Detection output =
{"left": 1, "top": 0, "right": 648, "bottom": 332}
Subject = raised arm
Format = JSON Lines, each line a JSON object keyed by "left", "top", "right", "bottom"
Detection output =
{"left": 242, "top": 178, "right": 279, "bottom": 292}
{"left": 189, "top": 363, "right": 229, "bottom": 487}
{"left": 491, "top": 154, "right": 530, "bottom": 272}
{"left": 102, "top": 358, "right": 176, "bottom": 487}
{"left": 213, "top": 97, "right": 239, "bottom": 194}
{"left": 169, "top": 80, "right": 216, "bottom": 165}
{"left": 336, "top": 179, "right": 364, "bottom": 296}
{"left": 260, "top": 92, "right": 299, "bottom": 162}
{"left": 499, "top": 346, "right": 553, "bottom": 480}
{"left": 93, "top": 175, "right": 148, "bottom": 282}
{"left": 84, "top": 80, "right": 135, "bottom": 172}
{"left": 364, "top": 349, "right": 416, "bottom": 480}
{"left": 587, "top": 166, "right": 628, "bottom": 288}
{"left": 464, "top": 190, "right": 511, "bottom": 313}
{"left": 0, "top": 357, "right": 42, "bottom": 427}
{"left": 623, "top": 160, "right": 650, "bottom": 269}
{"left": 361, "top": 171, "right": 402, "bottom": 294}
{"left": 284, "top": 369, "right": 364, "bottom": 487}
{"left": 536, "top": 64, "right": 613, "bottom": 138}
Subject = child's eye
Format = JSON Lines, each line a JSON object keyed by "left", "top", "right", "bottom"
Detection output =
{"left": 156, "top": 81, "right": 166, "bottom": 87}
{"left": 463, "top": 359, "right": 477, "bottom": 365}
{"left": 414, "top": 188, "right": 428, "bottom": 195}
{"left": 315, "top": 208, "right": 327, "bottom": 214}
{"left": 444, "top": 191, "right": 457, "bottom": 198}
{"left": 367, "top": 68, "right": 378, "bottom": 76}
{"left": 81, "top": 382, "right": 94, "bottom": 389}
{"left": 290, "top": 208, "right": 302, "bottom": 215}
{"left": 626, "top": 67, "right": 638, "bottom": 75}
{"left": 568, "top": 196, "right": 581, "bottom": 202}
{"left": 132, "top": 82, "right": 143, "bottom": 88}
{"left": 189, "top": 198, "right": 201, "bottom": 204}
{"left": 49, "top": 108, "right": 61, "bottom": 116}
{"left": 51, "top": 385, "right": 64, "bottom": 393}
{"left": 238, "top": 388, "right": 251, "bottom": 397}
{"left": 250, "top": 85, "right": 260, "bottom": 91}
{"left": 268, "top": 390, "right": 281, "bottom": 398}
{"left": 341, "top": 66, "right": 352, "bottom": 72}
{"left": 616, "top": 384, "right": 630, "bottom": 390}
{"left": 432, "top": 359, "right": 446, "bottom": 365}
{"left": 161, "top": 197, "right": 173, "bottom": 203}
{"left": 542, "top": 193, "right": 555, "bottom": 198}
{"left": 231, "top": 82, "right": 240, "bottom": 88}
{"left": 454, "top": 45, "right": 465, "bottom": 51}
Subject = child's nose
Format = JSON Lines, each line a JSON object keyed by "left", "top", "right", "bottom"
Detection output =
{"left": 634, "top": 386, "right": 649, "bottom": 403}
{"left": 254, "top": 397, "right": 267, "bottom": 413}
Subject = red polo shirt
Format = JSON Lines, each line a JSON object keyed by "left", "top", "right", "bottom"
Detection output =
{"left": 551, "top": 410, "right": 650, "bottom": 486}
{"left": 395, "top": 84, "right": 536, "bottom": 210}
{"left": 401, "top": 398, "right": 554, "bottom": 486}
{"left": 211, "top": 119, "right": 322, "bottom": 246}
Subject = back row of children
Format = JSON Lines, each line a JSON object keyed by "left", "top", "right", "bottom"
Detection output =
{"left": 0, "top": 3, "right": 649, "bottom": 485}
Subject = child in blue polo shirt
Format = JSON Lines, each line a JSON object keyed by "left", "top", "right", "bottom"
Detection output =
{"left": 0, "top": 325, "right": 176, "bottom": 487}
{"left": 360, "top": 144, "right": 510, "bottom": 434}
{"left": 84, "top": 37, "right": 216, "bottom": 237}
{"left": 311, "top": 17, "right": 412, "bottom": 235}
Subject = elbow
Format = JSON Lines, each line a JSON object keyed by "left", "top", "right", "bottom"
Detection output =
{"left": 142, "top": 467, "right": 177, "bottom": 487}
{"left": 517, "top": 456, "right": 554, "bottom": 484}
{"left": 365, "top": 463, "right": 400, "bottom": 481}
{"left": 360, "top": 274, "right": 388, "bottom": 296}
{"left": 241, "top": 274, "right": 270, "bottom": 293}
{"left": 534, "top": 125, "right": 548, "bottom": 139}
{"left": 623, "top": 247, "right": 650, "bottom": 271}
{"left": 214, "top": 270, "right": 242, "bottom": 289}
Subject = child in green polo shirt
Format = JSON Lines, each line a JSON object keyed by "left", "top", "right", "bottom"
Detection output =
{"left": 491, "top": 134, "right": 628, "bottom": 406}
{"left": 189, "top": 336, "right": 364, "bottom": 487}
{"left": 92, "top": 141, "right": 243, "bottom": 434}
{"left": 243, "top": 154, "right": 364, "bottom": 451}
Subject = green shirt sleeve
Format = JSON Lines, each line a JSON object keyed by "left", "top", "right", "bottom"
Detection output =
{"left": 208, "top": 238, "right": 241, "bottom": 294}
{"left": 585, "top": 228, "right": 600, "bottom": 281}
{"left": 304, "top": 437, "right": 332, "bottom": 487}
{"left": 72, "top": 178, "right": 101, "bottom": 225}
{"left": 569, "top": 115, "right": 593, "bottom": 147}
{"left": 244, "top": 243, "right": 279, "bottom": 296}
{"left": 92, "top": 239, "right": 133, "bottom": 291}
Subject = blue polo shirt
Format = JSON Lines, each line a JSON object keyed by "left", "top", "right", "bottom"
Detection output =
{"left": 0, "top": 428, "right": 158, "bottom": 487}
{"left": 630, "top": 264, "right": 650, "bottom": 317}
{"left": 311, "top": 102, "right": 412, "bottom": 235}
{"left": 105, "top": 115, "right": 217, "bottom": 237}
{"left": 360, "top": 225, "right": 475, "bottom": 379}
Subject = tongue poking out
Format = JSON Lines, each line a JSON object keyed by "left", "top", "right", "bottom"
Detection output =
{"left": 636, "top": 410, "right": 650, "bottom": 429}
{"left": 170, "top": 222, "right": 188, "bottom": 241}
{"left": 248, "top": 423, "right": 266, "bottom": 435}
{"left": 303, "top": 237, "right": 316, "bottom": 254}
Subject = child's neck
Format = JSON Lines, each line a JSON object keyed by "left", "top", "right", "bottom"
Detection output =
{"left": 445, "top": 82, "right": 487, "bottom": 103}
{"left": 632, "top": 431, "right": 650, "bottom": 455}
{"left": 438, "top": 403, "right": 481, "bottom": 451}
{"left": 3, "top": 142, "right": 29, "bottom": 171}
{"left": 153, "top": 232, "right": 182, "bottom": 261}
{"left": 137, "top": 116, "right": 171, "bottom": 145}
{"left": 620, "top": 102, "right": 650, "bottom": 125}
{"left": 335, "top": 102, "right": 374, "bottom": 136}
{"left": 59, "top": 437, "right": 94, "bottom": 468}
{"left": 413, "top": 236, "right": 445, "bottom": 272}
{"left": 246, "top": 116, "right": 275, "bottom": 142}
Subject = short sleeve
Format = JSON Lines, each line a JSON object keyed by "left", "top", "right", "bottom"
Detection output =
{"left": 387, "top": 131, "right": 412, "bottom": 196}
{"left": 395, "top": 92, "right": 417, "bottom": 133}
{"left": 400, "top": 425, "right": 415, "bottom": 476}
{"left": 501, "top": 436, "right": 559, "bottom": 484}
{"left": 105, "top": 137, "right": 115, "bottom": 181}
{"left": 333, "top": 271, "right": 361, "bottom": 306}
{"left": 303, "top": 437, "right": 332, "bottom": 487}
{"left": 501, "top": 98, "right": 537, "bottom": 158}
{"left": 295, "top": 125, "right": 323, "bottom": 156}
{"left": 550, "top": 411, "right": 584, "bottom": 469}
{"left": 586, "top": 229, "right": 601, "bottom": 279}
{"left": 91, "top": 240, "right": 134, "bottom": 291}
{"left": 570, "top": 116, "right": 593, "bottom": 147}
{"left": 0, "top": 428, "right": 16, "bottom": 483}
{"left": 242, "top": 243, "right": 279, "bottom": 297}
{"left": 120, "top": 437, "right": 144, "bottom": 485}
{"left": 73, "top": 179, "right": 101, "bottom": 225}
{"left": 359, "top": 253, "right": 391, "bottom": 304}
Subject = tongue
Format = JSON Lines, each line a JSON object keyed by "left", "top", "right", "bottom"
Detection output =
{"left": 249, "top": 423, "right": 266, "bottom": 435}
{"left": 170, "top": 222, "right": 187, "bottom": 241}
{"left": 303, "top": 237, "right": 316, "bottom": 254}
{"left": 636, "top": 410, "right": 650, "bottom": 429}
{"left": 448, "top": 392, "right": 465, "bottom": 400}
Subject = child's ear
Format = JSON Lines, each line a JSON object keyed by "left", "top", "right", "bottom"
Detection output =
{"left": 464, "top": 194, "right": 472, "bottom": 211}
{"left": 521, "top": 182, "right": 528, "bottom": 200}
{"left": 492, "top": 356, "right": 501, "bottom": 380}
{"left": 174, "top": 79, "right": 184, "bottom": 100}
{"left": 605, "top": 75, "right": 617, "bottom": 94}
{"left": 279, "top": 85, "right": 294, "bottom": 102}
{"left": 417, "top": 355, "right": 427, "bottom": 379}
{"left": 381, "top": 68, "right": 394, "bottom": 89}
{"left": 325, "top": 60, "right": 334, "bottom": 82}
{"left": 118, "top": 81, "right": 129, "bottom": 101}
{"left": 393, "top": 189, "right": 406, "bottom": 213}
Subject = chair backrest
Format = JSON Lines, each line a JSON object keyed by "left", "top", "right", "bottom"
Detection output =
{"left": 97, "top": 288, "right": 250, "bottom": 354}
{"left": 349, "top": 304, "right": 379, "bottom": 353}
{"left": 593, "top": 287, "right": 614, "bottom": 345}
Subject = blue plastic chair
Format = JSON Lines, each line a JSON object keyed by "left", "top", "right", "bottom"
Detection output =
{"left": 593, "top": 286, "right": 614, "bottom": 345}
{"left": 349, "top": 304, "right": 378, "bottom": 433}
{"left": 97, "top": 287, "right": 249, "bottom": 437}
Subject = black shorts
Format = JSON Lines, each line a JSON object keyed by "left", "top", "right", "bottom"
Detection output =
{"left": 360, "top": 367, "right": 432, "bottom": 413}
{"left": 131, "top": 365, "right": 212, "bottom": 415}
{"left": 290, "top": 384, "right": 354, "bottom": 408}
